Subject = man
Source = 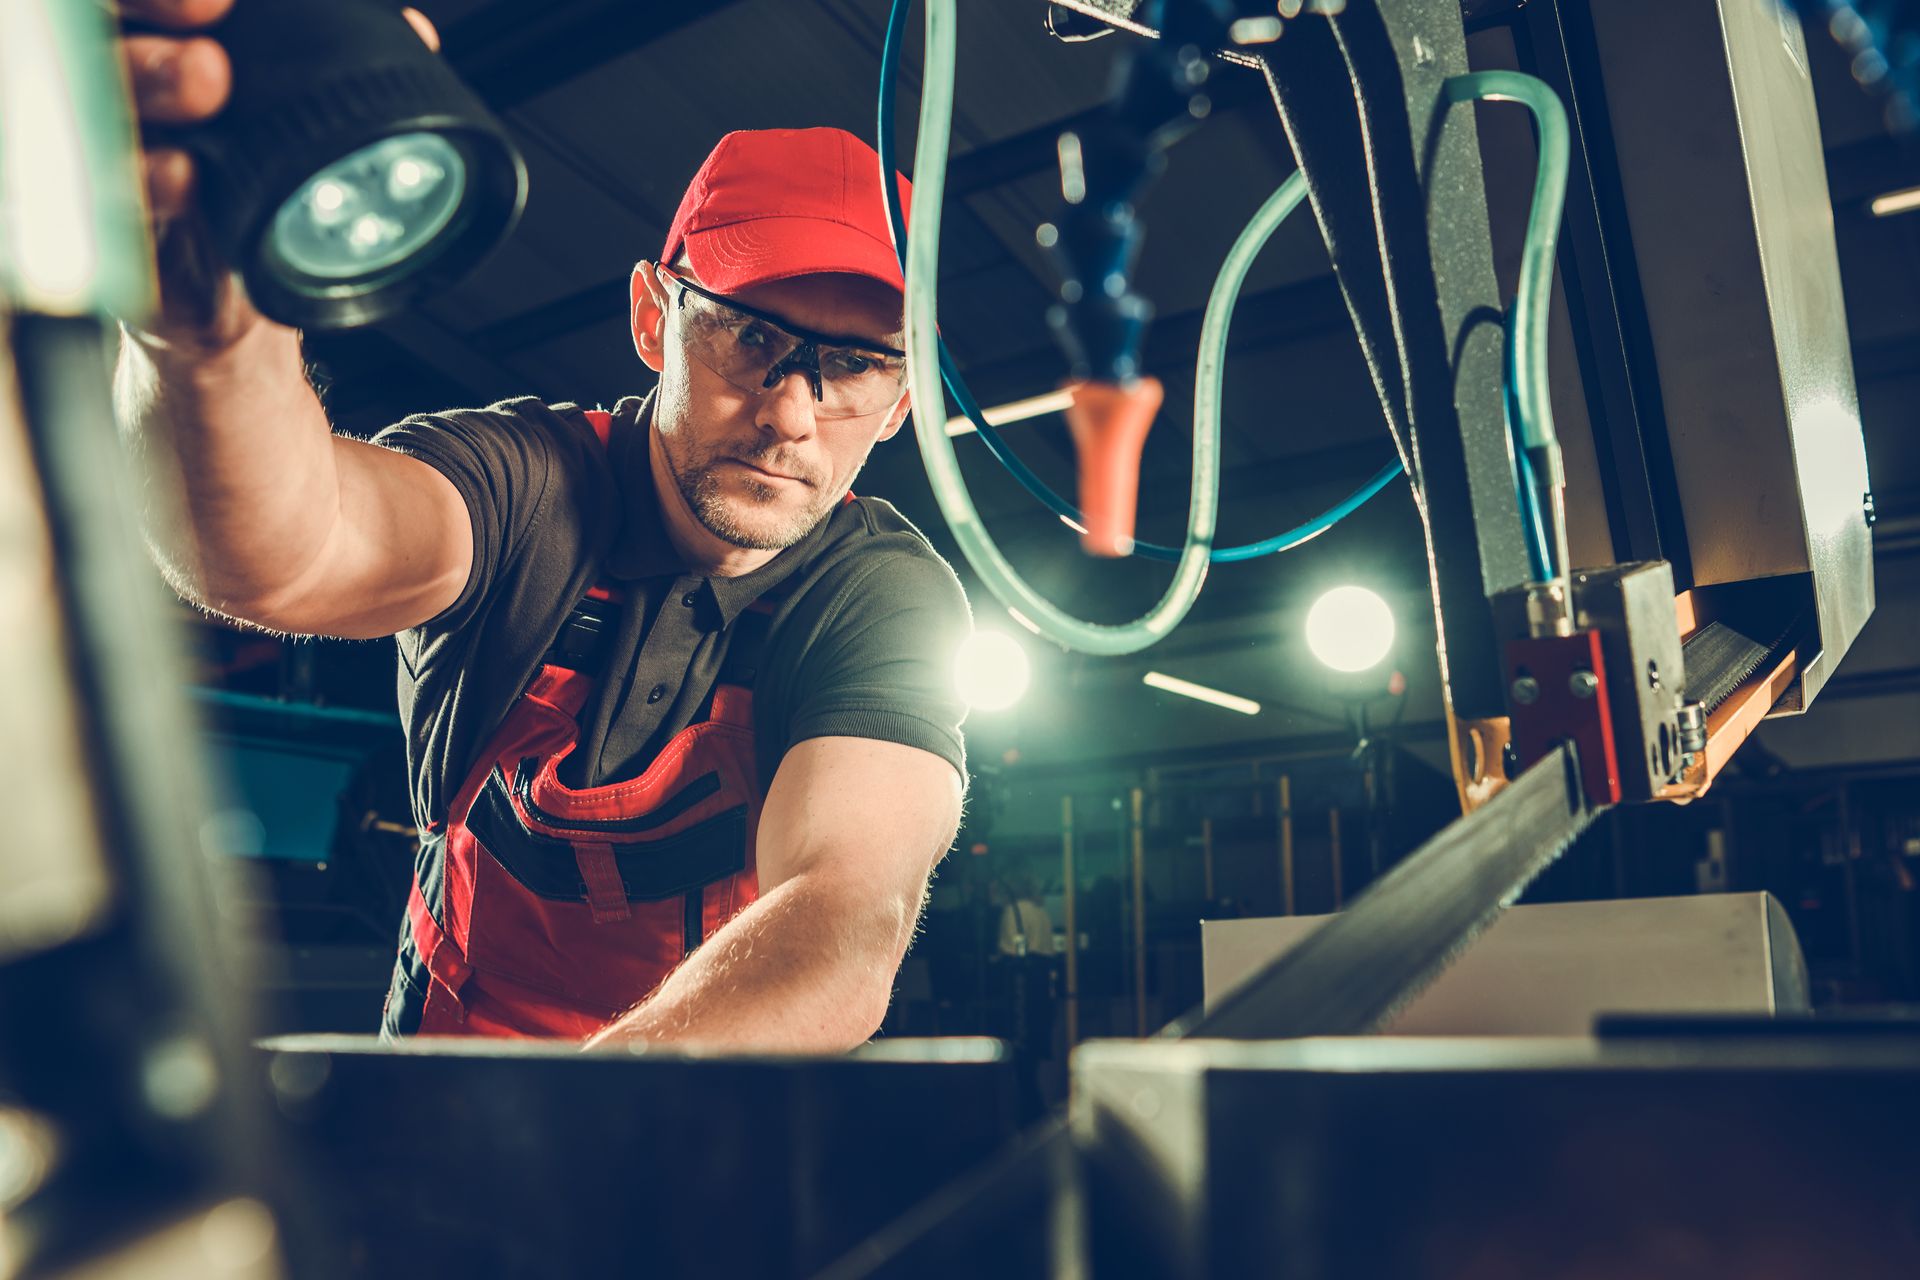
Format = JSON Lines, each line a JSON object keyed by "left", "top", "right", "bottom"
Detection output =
{"left": 113, "top": 1, "right": 969, "bottom": 1050}
{"left": 995, "top": 877, "right": 1057, "bottom": 962}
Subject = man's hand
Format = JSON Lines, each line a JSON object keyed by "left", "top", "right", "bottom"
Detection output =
{"left": 584, "top": 737, "right": 963, "bottom": 1053}
{"left": 118, "top": 0, "right": 439, "bottom": 354}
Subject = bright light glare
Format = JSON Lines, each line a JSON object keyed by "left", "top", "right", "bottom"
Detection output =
{"left": 389, "top": 154, "right": 445, "bottom": 202}
{"left": 955, "top": 631, "right": 1031, "bottom": 711}
{"left": 0, "top": 0, "right": 98, "bottom": 309}
{"left": 1230, "top": 16, "right": 1284, "bottom": 42}
{"left": 1305, "top": 585, "right": 1395, "bottom": 672}
{"left": 349, "top": 213, "right": 398, "bottom": 250}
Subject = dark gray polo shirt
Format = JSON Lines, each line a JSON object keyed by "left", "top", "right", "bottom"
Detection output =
{"left": 373, "top": 392, "right": 970, "bottom": 830}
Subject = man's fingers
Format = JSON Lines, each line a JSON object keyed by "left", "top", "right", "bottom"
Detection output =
{"left": 125, "top": 34, "right": 231, "bottom": 124}
{"left": 145, "top": 149, "right": 197, "bottom": 226}
{"left": 401, "top": 7, "right": 442, "bottom": 53}
{"left": 118, "top": 0, "right": 236, "bottom": 31}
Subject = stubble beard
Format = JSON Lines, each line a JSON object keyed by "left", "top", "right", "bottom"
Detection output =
{"left": 669, "top": 443, "right": 828, "bottom": 551}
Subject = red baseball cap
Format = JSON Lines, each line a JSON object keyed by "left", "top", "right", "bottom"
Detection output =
{"left": 660, "top": 127, "right": 914, "bottom": 295}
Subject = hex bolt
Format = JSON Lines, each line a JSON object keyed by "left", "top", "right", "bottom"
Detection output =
{"left": 1510, "top": 676, "right": 1540, "bottom": 706}
{"left": 1569, "top": 670, "right": 1600, "bottom": 699}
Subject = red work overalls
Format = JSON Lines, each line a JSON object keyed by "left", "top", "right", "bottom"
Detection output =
{"left": 387, "top": 409, "right": 766, "bottom": 1039}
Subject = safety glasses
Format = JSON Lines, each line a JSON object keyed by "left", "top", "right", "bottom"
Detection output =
{"left": 652, "top": 265, "right": 908, "bottom": 420}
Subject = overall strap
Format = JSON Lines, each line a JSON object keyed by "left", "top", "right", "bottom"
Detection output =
{"left": 546, "top": 587, "right": 620, "bottom": 672}
{"left": 582, "top": 407, "right": 614, "bottom": 448}
{"left": 543, "top": 407, "right": 618, "bottom": 672}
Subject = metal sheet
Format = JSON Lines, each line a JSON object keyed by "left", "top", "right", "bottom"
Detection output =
{"left": 264, "top": 1035, "right": 1021, "bottom": 1280}
{"left": 1201, "top": 892, "right": 1805, "bottom": 1033}
{"left": 1583, "top": 0, "right": 1874, "bottom": 709}
{"left": 1074, "top": 1033, "right": 1920, "bottom": 1280}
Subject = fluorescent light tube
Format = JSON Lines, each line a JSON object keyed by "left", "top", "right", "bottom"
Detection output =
{"left": 945, "top": 388, "right": 1077, "bottom": 437}
{"left": 1871, "top": 185, "right": 1920, "bottom": 217}
{"left": 1143, "top": 672, "right": 1261, "bottom": 716}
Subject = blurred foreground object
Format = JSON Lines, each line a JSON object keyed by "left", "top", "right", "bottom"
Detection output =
{"left": 0, "top": 2, "right": 309, "bottom": 1274}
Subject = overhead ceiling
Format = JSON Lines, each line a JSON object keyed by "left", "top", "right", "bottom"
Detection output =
{"left": 293, "top": 0, "right": 1920, "bottom": 775}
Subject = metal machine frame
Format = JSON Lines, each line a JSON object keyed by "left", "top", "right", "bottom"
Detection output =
{"left": 822, "top": 0, "right": 1887, "bottom": 1272}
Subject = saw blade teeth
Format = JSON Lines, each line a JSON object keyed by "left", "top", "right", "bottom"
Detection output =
{"left": 1683, "top": 617, "right": 1799, "bottom": 714}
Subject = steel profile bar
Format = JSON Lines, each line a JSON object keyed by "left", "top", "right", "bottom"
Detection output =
{"left": 1172, "top": 742, "right": 1594, "bottom": 1040}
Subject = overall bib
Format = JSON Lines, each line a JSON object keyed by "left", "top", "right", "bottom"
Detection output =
{"left": 386, "top": 409, "right": 769, "bottom": 1039}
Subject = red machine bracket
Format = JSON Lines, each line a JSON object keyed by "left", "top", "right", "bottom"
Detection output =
{"left": 1504, "top": 629, "right": 1621, "bottom": 806}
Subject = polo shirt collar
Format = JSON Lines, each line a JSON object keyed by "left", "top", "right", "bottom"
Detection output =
{"left": 601, "top": 390, "right": 837, "bottom": 628}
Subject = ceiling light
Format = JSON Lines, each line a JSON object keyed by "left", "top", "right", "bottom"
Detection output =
{"left": 1305, "top": 585, "right": 1396, "bottom": 673}
{"left": 955, "top": 630, "right": 1032, "bottom": 711}
{"left": 1229, "top": 17, "right": 1284, "bottom": 44}
{"left": 945, "top": 388, "right": 1077, "bottom": 437}
{"left": 175, "top": 0, "right": 527, "bottom": 330}
{"left": 1871, "top": 185, "right": 1920, "bottom": 217}
{"left": 1143, "top": 672, "right": 1261, "bottom": 716}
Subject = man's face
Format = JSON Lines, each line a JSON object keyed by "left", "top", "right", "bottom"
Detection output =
{"left": 633, "top": 263, "right": 911, "bottom": 551}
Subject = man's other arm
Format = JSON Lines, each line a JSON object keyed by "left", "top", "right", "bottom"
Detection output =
{"left": 583, "top": 735, "right": 962, "bottom": 1052}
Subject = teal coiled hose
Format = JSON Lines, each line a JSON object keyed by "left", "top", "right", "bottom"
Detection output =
{"left": 905, "top": 0, "right": 1213, "bottom": 654}
{"left": 902, "top": 0, "right": 1572, "bottom": 652}
{"left": 875, "top": 0, "right": 1405, "bottom": 566}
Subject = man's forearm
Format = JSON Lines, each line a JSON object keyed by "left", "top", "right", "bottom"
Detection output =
{"left": 113, "top": 320, "right": 344, "bottom": 619}
{"left": 584, "top": 871, "right": 923, "bottom": 1053}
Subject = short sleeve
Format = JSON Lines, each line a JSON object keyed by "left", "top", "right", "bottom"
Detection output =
{"left": 372, "top": 397, "right": 615, "bottom": 828}
{"left": 372, "top": 397, "right": 590, "bottom": 634}
{"left": 781, "top": 549, "right": 972, "bottom": 782}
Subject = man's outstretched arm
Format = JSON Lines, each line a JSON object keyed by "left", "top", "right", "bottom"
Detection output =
{"left": 582, "top": 735, "right": 962, "bottom": 1053}
{"left": 113, "top": 1, "right": 471, "bottom": 641}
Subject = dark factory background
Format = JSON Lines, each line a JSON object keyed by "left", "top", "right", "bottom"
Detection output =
{"left": 180, "top": 0, "right": 1920, "bottom": 1099}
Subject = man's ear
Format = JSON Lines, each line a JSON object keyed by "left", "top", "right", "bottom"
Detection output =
{"left": 877, "top": 390, "right": 913, "bottom": 442}
{"left": 630, "top": 263, "right": 668, "bottom": 373}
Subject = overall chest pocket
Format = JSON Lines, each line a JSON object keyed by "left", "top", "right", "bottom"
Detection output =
{"left": 460, "top": 725, "right": 758, "bottom": 1013}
